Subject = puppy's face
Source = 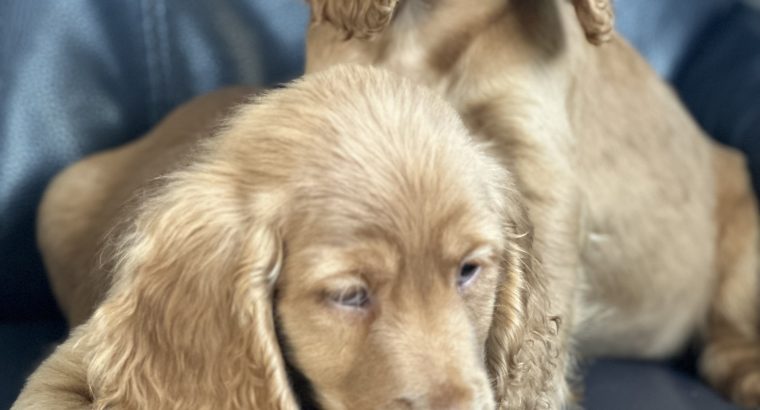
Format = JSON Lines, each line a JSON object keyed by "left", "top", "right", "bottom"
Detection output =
{"left": 278, "top": 212, "right": 501, "bottom": 408}
{"left": 85, "top": 66, "right": 518, "bottom": 409}
{"left": 273, "top": 106, "right": 506, "bottom": 408}
{"left": 278, "top": 201, "right": 502, "bottom": 408}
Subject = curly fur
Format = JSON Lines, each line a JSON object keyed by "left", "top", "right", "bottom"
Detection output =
{"left": 487, "top": 211, "right": 567, "bottom": 409}
{"left": 571, "top": 0, "right": 614, "bottom": 44}
{"left": 308, "top": 0, "right": 399, "bottom": 39}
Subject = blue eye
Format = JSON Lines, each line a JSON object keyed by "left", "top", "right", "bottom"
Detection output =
{"left": 330, "top": 287, "right": 370, "bottom": 309}
{"left": 457, "top": 262, "right": 481, "bottom": 288}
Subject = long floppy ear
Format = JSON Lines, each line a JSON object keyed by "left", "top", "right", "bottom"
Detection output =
{"left": 571, "top": 0, "right": 614, "bottom": 45}
{"left": 82, "top": 164, "right": 298, "bottom": 409}
{"left": 307, "top": 0, "right": 399, "bottom": 39}
{"left": 486, "top": 206, "right": 565, "bottom": 408}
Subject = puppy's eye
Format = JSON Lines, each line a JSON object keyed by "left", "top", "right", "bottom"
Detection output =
{"left": 329, "top": 287, "right": 370, "bottom": 309}
{"left": 457, "top": 262, "right": 481, "bottom": 288}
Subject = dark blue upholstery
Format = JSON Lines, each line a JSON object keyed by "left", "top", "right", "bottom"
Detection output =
{"left": 674, "top": 2, "right": 760, "bottom": 192}
{"left": 1, "top": 0, "right": 757, "bottom": 407}
{"left": 0, "top": 321, "right": 66, "bottom": 407}
{"left": 583, "top": 359, "right": 737, "bottom": 410}
{"left": 0, "top": 0, "right": 308, "bottom": 322}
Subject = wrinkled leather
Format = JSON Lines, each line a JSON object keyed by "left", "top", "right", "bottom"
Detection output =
{"left": 0, "top": 0, "right": 309, "bottom": 320}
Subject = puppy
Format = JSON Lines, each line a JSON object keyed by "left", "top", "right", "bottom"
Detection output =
{"left": 14, "top": 65, "right": 536, "bottom": 409}
{"left": 306, "top": 0, "right": 760, "bottom": 408}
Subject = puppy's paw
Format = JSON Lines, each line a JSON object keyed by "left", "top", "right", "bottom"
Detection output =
{"left": 701, "top": 340, "right": 760, "bottom": 408}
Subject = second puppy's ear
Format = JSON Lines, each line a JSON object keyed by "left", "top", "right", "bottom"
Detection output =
{"left": 308, "top": 0, "right": 399, "bottom": 39}
{"left": 571, "top": 0, "right": 615, "bottom": 45}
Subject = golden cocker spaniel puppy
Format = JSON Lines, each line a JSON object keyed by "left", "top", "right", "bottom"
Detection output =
{"left": 305, "top": 0, "right": 760, "bottom": 408}
{"left": 14, "top": 65, "right": 543, "bottom": 409}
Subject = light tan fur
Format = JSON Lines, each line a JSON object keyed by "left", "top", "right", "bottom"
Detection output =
{"left": 305, "top": 0, "right": 760, "bottom": 408}
{"left": 14, "top": 66, "right": 540, "bottom": 409}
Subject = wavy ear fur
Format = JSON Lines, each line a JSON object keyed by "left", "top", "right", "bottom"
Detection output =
{"left": 308, "top": 0, "right": 399, "bottom": 39}
{"left": 571, "top": 0, "right": 614, "bottom": 45}
{"left": 486, "top": 204, "right": 565, "bottom": 409}
{"left": 82, "top": 163, "right": 298, "bottom": 409}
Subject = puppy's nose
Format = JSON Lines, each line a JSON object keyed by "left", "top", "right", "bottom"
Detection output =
{"left": 395, "top": 383, "right": 487, "bottom": 410}
{"left": 428, "top": 383, "right": 473, "bottom": 410}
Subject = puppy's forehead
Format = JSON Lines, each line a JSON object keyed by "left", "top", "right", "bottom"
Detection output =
{"left": 289, "top": 169, "right": 501, "bottom": 269}
{"left": 290, "top": 211, "right": 498, "bottom": 287}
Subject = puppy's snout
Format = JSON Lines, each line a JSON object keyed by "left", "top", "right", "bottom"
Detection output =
{"left": 395, "top": 382, "right": 493, "bottom": 410}
{"left": 429, "top": 383, "right": 473, "bottom": 410}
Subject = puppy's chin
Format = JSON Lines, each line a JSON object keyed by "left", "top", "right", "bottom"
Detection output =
{"left": 275, "top": 308, "right": 321, "bottom": 410}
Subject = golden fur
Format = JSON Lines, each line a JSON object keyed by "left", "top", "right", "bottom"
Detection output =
{"left": 304, "top": 0, "right": 760, "bottom": 408}
{"left": 13, "top": 66, "right": 548, "bottom": 409}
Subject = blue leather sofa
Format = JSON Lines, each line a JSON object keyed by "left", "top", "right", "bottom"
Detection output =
{"left": 2, "top": 1, "right": 758, "bottom": 408}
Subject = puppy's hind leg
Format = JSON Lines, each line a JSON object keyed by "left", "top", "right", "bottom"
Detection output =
{"left": 700, "top": 145, "right": 760, "bottom": 408}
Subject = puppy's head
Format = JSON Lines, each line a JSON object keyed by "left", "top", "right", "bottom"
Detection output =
{"left": 84, "top": 65, "right": 530, "bottom": 409}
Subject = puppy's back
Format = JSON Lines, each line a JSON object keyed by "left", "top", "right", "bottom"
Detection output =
{"left": 38, "top": 87, "right": 255, "bottom": 326}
